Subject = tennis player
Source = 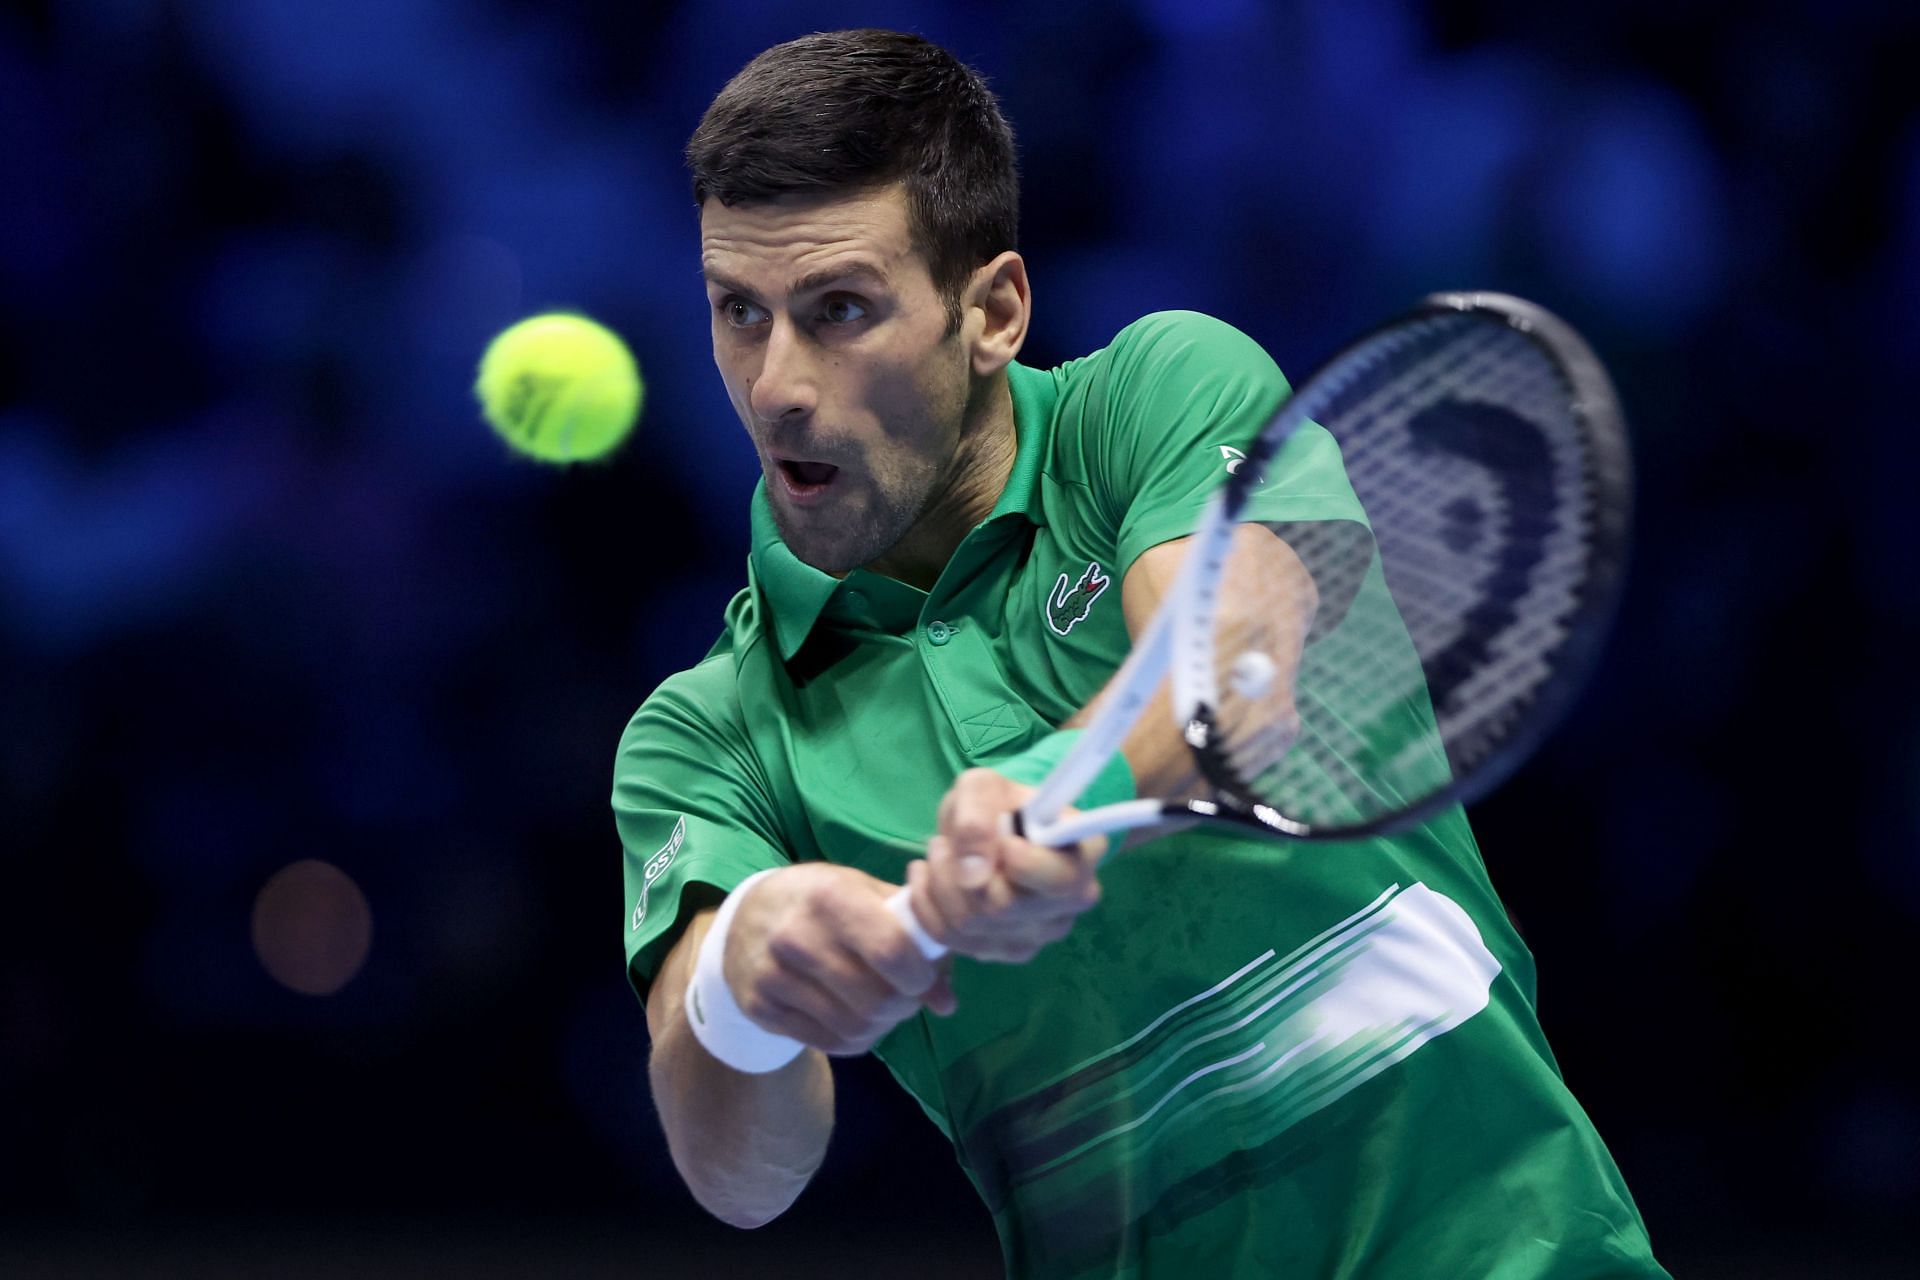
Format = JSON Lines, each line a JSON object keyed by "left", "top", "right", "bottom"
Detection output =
{"left": 616, "top": 29, "right": 1667, "bottom": 1278}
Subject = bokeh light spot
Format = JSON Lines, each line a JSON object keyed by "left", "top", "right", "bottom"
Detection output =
{"left": 250, "top": 860, "right": 373, "bottom": 996}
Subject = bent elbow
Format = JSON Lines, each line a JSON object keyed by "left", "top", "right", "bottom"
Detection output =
{"left": 710, "top": 1200, "right": 787, "bottom": 1230}
{"left": 689, "top": 1176, "right": 806, "bottom": 1230}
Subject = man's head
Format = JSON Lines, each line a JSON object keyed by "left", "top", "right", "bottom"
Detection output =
{"left": 688, "top": 30, "right": 1028, "bottom": 579}
{"left": 688, "top": 29, "right": 1018, "bottom": 334}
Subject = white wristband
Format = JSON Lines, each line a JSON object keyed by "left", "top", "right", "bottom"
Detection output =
{"left": 686, "top": 869, "right": 805, "bottom": 1074}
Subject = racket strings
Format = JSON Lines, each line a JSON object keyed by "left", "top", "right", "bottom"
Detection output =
{"left": 1344, "top": 344, "right": 1591, "bottom": 710}
{"left": 1200, "top": 531, "right": 1316, "bottom": 785}
{"left": 1206, "top": 314, "right": 1611, "bottom": 829}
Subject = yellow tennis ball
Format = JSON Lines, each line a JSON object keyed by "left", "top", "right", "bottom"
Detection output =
{"left": 474, "top": 312, "right": 643, "bottom": 463}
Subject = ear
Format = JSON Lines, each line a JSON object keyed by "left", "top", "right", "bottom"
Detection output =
{"left": 965, "top": 251, "right": 1030, "bottom": 377}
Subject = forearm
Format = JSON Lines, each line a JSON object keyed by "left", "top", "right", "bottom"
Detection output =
{"left": 1063, "top": 662, "right": 1193, "bottom": 799}
{"left": 646, "top": 908, "right": 834, "bottom": 1228}
{"left": 1068, "top": 525, "right": 1316, "bottom": 804}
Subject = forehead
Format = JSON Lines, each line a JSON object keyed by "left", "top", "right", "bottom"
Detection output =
{"left": 699, "top": 185, "right": 927, "bottom": 290}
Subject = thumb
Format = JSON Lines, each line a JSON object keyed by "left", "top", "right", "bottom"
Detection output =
{"left": 932, "top": 833, "right": 996, "bottom": 891}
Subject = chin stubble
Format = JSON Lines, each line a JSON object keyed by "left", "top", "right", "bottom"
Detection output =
{"left": 772, "top": 468, "right": 929, "bottom": 574}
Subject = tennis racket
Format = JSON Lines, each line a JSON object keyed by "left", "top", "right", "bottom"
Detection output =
{"left": 883, "top": 291, "right": 1631, "bottom": 959}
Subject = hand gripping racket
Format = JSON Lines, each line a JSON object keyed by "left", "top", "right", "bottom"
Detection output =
{"left": 882, "top": 291, "right": 1632, "bottom": 960}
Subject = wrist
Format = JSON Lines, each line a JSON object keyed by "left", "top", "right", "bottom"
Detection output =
{"left": 992, "top": 728, "right": 1137, "bottom": 810}
{"left": 686, "top": 868, "right": 805, "bottom": 1074}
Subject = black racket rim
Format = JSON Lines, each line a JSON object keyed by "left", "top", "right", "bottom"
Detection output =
{"left": 1136, "top": 791, "right": 1454, "bottom": 842}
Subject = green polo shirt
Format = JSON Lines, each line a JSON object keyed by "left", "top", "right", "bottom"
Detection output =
{"left": 614, "top": 311, "right": 1664, "bottom": 1278}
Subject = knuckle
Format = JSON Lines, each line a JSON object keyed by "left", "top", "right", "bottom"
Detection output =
{"left": 736, "top": 986, "right": 780, "bottom": 1026}
{"left": 949, "top": 812, "right": 994, "bottom": 845}
{"left": 834, "top": 1031, "right": 882, "bottom": 1057}
{"left": 874, "top": 941, "right": 929, "bottom": 992}
{"left": 804, "top": 992, "right": 862, "bottom": 1039}
{"left": 763, "top": 925, "right": 811, "bottom": 968}
{"left": 751, "top": 964, "right": 799, "bottom": 1007}
{"left": 981, "top": 880, "right": 1018, "bottom": 915}
{"left": 801, "top": 872, "right": 842, "bottom": 913}
{"left": 824, "top": 1007, "right": 868, "bottom": 1042}
{"left": 946, "top": 925, "right": 988, "bottom": 955}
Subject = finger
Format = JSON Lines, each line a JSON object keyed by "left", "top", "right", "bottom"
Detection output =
{"left": 839, "top": 877, "right": 944, "bottom": 997}
{"left": 760, "top": 929, "right": 918, "bottom": 1036}
{"left": 953, "top": 842, "right": 994, "bottom": 890}
{"left": 923, "top": 964, "right": 957, "bottom": 1017}
{"left": 732, "top": 975, "right": 868, "bottom": 1054}
{"left": 923, "top": 835, "right": 993, "bottom": 937}
{"left": 785, "top": 963, "right": 922, "bottom": 1048}
{"left": 950, "top": 922, "right": 1054, "bottom": 965}
{"left": 926, "top": 837, "right": 1056, "bottom": 938}
{"left": 996, "top": 835, "right": 1102, "bottom": 900}
{"left": 906, "top": 857, "right": 957, "bottom": 948}
{"left": 929, "top": 869, "right": 1041, "bottom": 958}
{"left": 945, "top": 770, "right": 1024, "bottom": 887}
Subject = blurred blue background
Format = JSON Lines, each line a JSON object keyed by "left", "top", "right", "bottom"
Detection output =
{"left": 2, "top": 0, "right": 1915, "bottom": 1274}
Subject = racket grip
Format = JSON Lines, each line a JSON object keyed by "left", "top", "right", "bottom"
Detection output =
{"left": 1023, "top": 799, "right": 1169, "bottom": 848}
{"left": 885, "top": 886, "right": 948, "bottom": 961}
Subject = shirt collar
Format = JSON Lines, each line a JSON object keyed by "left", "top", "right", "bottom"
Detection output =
{"left": 749, "top": 360, "right": 1057, "bottom": 662}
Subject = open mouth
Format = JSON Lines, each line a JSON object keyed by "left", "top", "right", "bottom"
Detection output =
{"left": 776, "top": 459, "right": 840, "bottom": 499}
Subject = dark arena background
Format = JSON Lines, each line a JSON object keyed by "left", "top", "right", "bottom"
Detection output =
{"left": 2, "top": 1, "right": 1915, "bottom": 1275}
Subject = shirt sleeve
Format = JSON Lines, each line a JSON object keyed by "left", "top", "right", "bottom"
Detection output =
{"left": 1082, "top": 310, "right": 1375, "bottom": 626}
{"left": 613, "top": 651, "right": 790, "bottom": 1006}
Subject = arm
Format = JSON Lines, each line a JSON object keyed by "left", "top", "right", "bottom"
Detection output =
{"left": 908, "top": 523, "right": 1317, "bottom": 957}
{"left": 646, "top": 863, "right": 954, "bottom": 1227}
{"left": 646, "top": 905, "right": 832, "bottom": 1229}
{"left": 1071, "top": 522, "right": 1315, "bottom": 802}
{"left": 911, "top": 313, "right": 1336, "bottom": 960}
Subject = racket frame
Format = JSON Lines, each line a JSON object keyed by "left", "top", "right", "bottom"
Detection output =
{"left": 1016, "top": 290, "right": 1632, "bottom": 848}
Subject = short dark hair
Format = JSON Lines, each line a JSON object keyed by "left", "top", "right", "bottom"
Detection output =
{"left": 687, "top": 29, "right": 1019, "bottom": 331}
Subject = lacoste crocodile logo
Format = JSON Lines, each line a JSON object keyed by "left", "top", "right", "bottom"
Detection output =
{"left": 1047, "top": 561, "right": 1111, "bottom": 636}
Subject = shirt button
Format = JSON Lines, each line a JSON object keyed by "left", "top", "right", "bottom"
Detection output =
{"left": 845, "top": 590, "right": 867, "bottom": 610}
{"left": 925, "top": 620, "right": 955, "bottom": 646}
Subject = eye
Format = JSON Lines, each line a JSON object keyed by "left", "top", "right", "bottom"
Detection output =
{"left": 819, "top": 295, "right": 868, "bottom": 325}
{"left": 718, "top": 297, "right": 768, "bottom": 328}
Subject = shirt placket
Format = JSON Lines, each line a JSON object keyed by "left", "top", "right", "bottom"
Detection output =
{"left": 916, "top": 520, "right": 1049, "bottom": 761}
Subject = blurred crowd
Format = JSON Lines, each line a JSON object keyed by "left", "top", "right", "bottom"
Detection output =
{"left": 1, "top": 0, "right": 1914, "bottom": 1271}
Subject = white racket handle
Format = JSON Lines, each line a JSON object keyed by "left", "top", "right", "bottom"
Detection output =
{"left": 1022, "top": 489, "right": 1227, "bottom": 830}
{"left": 1020, "top": 575, "right": 1178, "bottom": 827}
{"left": 1023, "top": 799, "right": 1172, "bottom": 847}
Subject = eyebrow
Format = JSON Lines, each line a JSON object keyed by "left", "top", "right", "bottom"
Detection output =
{"left": 701, "top": 260, "right": 893, "bottom": 300}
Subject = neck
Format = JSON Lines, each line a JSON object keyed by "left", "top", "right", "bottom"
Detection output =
{"left": 866, "top": 374, "right": 1018, "bottom": 591}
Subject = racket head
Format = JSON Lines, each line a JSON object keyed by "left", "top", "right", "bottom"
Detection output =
{"left": 1179, "top": 291, "right": 1632, "bottom": 840}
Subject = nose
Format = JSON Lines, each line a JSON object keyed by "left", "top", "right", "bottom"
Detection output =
{"left": 748, "top": 318, "right": 816, "bottom": 425}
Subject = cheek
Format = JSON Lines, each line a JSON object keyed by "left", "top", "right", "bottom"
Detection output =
{"left": 874, "top": 346, "right": 964, "bottom": 436}
{"left": 908, "top": 351, "right": 971, "bottom": 450}
{"left": 710, "top": 340, "right": 756, "bottom": 417}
